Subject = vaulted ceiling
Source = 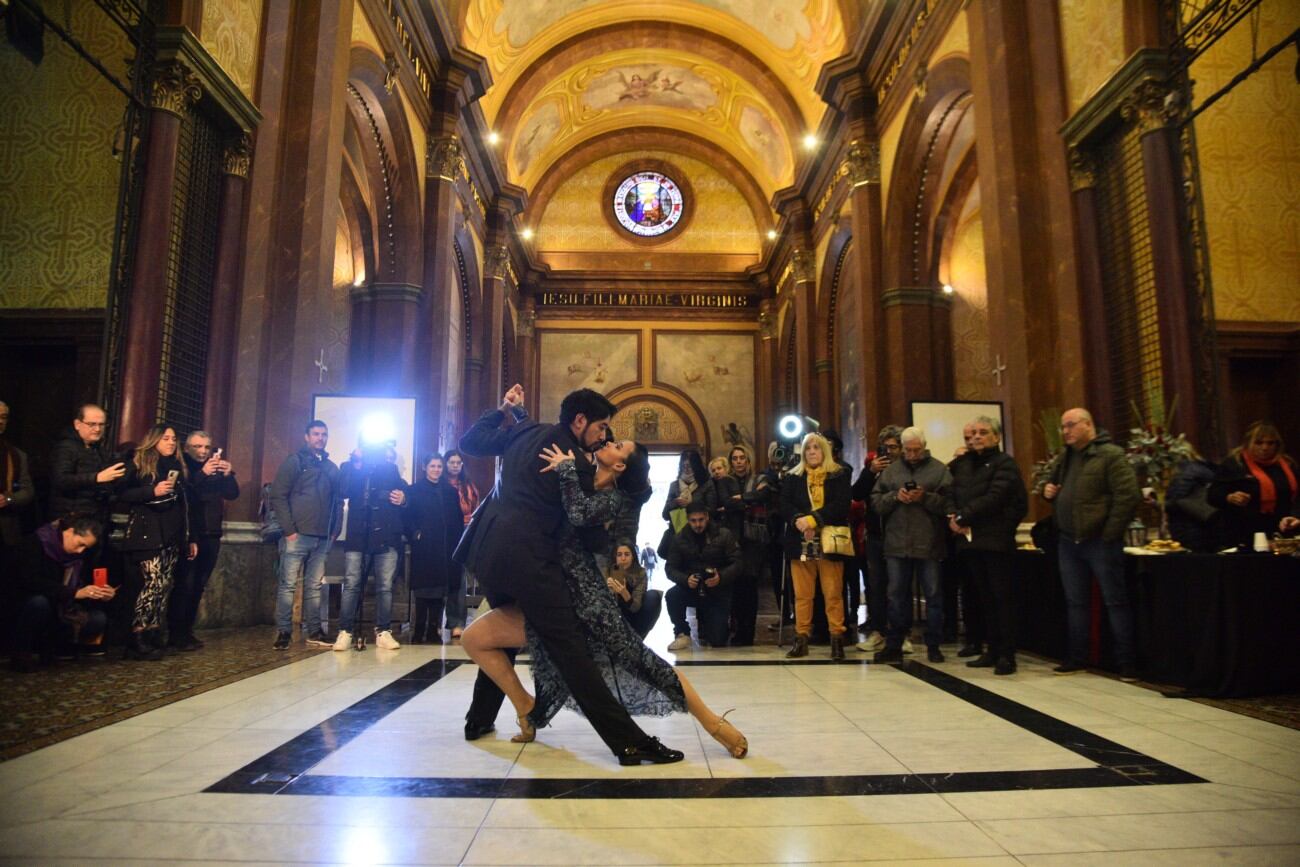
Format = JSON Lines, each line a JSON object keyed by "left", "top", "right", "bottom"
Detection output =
{"left": 447, "top": 0, "right": 853, "bottom": 201}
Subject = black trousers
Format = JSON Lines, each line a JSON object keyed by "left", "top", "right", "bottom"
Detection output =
{"left": 169, "top": 537, "right": 221, "bottom": 639}
{"left": 464, "top": 586, "right": 648, "bottom": 753}
{"left": 412, "top": 596, "right": 444, "bottom": 639}
{"left": 965, "top": 549, "right": 1015, "bottom": 660}
{"left": 729, "top": 540, "right": 764, "bottom": 645}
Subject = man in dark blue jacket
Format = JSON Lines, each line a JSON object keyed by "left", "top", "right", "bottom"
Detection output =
{"left": 334, "top": 444, "right": 407, "bottom": 651}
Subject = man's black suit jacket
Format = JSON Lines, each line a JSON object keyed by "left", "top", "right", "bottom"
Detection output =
{"left": 452, "top": 409, "right": 596, "bottom": 608}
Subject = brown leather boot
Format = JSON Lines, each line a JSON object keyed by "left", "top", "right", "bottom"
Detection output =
{"left": 830, "top": 636, "right": 845, "bottom": 660}
{"left": 785, "top": 634, "right": 809, "bottom": 658}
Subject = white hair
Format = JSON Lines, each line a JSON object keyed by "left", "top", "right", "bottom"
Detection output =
{"left": 186, "top": 430, "right": 212, "bottom": 444}
{"left": 971, "top": 415, "right": 1002, "bottom": 437}
{"left": 900, "top": 426, "right": 926, "bottom": 445}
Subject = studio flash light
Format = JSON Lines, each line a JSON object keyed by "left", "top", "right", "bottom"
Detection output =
{"left": 359, "top": 412, "right": 396, "bottom": 447}
{"left": 778, "top": 414, "right": 804, "bottom": 440}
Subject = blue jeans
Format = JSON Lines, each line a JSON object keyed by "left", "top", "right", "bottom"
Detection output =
{"left": 885, "top": 557, "right": 943, "bottom": 649}
{"left": 1058, "top": 536, "right": 1135, "bottom": 667}
{"left": 340, "top": 547, "right": 398, "bottom": 634}
{"left": 665, "top": 583, "right": 732, "bottom": 646}
{"left": 275, "top": 534, "right": 330, "bottom": 633}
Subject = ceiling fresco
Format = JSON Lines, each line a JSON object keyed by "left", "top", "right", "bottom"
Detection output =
{"left": 506, "top": 48, "right": 794, "bottom": 194}
{"left": 452, "top": 0, "right": 846, "bottom": 196}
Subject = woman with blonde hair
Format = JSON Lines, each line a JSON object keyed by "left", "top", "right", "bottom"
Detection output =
{"left": 780, "top": 431, "right": 853, "bottom": 659}
{"left": 118, "top": 425, "right": 196, "bottom": 660}
{"left": 1209, "top": 421, "right": 1298, "bottom": 546}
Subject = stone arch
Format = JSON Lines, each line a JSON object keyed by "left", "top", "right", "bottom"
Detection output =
{"left": 817, "top": 220, "right": 854, "bottom": 424}
{"left": 344, "top": 48, "right": 423, "bottom": 287}
{"left": 606, "top": 384, "right": 709, "bottom": 456}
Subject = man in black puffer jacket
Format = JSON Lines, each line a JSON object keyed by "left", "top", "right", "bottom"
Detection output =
{"left": 948, "top": 416, "right": 1027, "bottom": 675}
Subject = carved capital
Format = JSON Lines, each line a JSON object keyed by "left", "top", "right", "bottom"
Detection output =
{"left": 484, "top": 245, "right": 510, "bottom": 280}
{"left": 844, "top": 138, "right": 880, "bottom": 187}
{"left": 1120, "top": 80, "right": 1182, "bottom": 134}
{"left": 149, "top": 61, "right": 202, "bottom": 116}
{"left": 791, "top": 249, "right": 816, "bottom": 284}
{"left": 1067, "top": 147, "right": 1097, "bottom": 192}
{"left": 516, "top": 303, "right": 537, "bottom": 338}
{"left": 428, "top": 135, "right": 464, "bottom": 183}
{"left": 222, "top": 134, "right": 253, "bottom": 178}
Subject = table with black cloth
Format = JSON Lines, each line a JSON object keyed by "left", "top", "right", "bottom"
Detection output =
{"left": 1013, "top": 549, "right": 1300, "bottom": 698}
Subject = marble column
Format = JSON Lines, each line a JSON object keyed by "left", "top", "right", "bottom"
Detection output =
{"left": 1066, "top": 147, "right": 1115, "bottom": 430}
{"left": 515, "top": 295, "right": 538, "bottom": 408}
{"left": 202, "top": 134, "right": 252, "bottom": 446}
{"left": 843, "top": 136, "right": 887, "bottom": 430}
{"left": 756, "top": 295, "right": 776, "bottom": 450}
{"left": 968, "top": 0, "right": 1083, "bottom": 467}
{"left": 117, "top": 61, "right": 202, "bottom": 442}
{"left": 881, "top": 286, "right": 953, "bottom": 421}
{"left": 1122, "top": 80, "right": 1203, "bottom": 441}
{"left": 417, "top": 128, "right": 464, "bottom": 458}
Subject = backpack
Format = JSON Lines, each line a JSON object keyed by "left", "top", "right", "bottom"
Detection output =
{"left": 259, "top": 453, "right": 309, "bottom": 543}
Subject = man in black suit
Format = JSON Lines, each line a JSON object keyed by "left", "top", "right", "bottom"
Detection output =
{"left": 454, "top": 385, "right": 683, "bottom": 765}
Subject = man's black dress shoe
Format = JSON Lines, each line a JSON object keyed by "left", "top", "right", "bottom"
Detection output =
{"left": 617, "top": 737, "right": 684, "bottom": 766}
{"left": 464, "top": 722, "right": 496, "bottom": 741}
{"left": 957, "top": 644, "right": 983, "bottom": 658}
{"left": 966, "top": 654, "right": 996, "bottom": 668}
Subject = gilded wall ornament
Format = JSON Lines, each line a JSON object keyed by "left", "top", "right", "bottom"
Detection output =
{"left": 791, "top": 249, "right": 815, "bottom": 284}
{"left": 429, "top": 135, "right": 464, "bottom": 182}
{"left": 1067, "top": 147, "right": 1097, "bottom": 192}
{"left": 1120, "top": 80, "right": 1182, "bottom": 134}
{"left": 223, "top": 134, "right": 253, "bottom": 178}
{"left": 484, "top": 245, "right": 510, "bottom": 280}
{"left": 149, "top": 62, "right": 202, "bottom": 116}
{"left": 844, "top": 138, "right": 881, "bottom": 187}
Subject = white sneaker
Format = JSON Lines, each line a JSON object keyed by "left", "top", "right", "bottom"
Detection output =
{"left": 856, "top": 631, "right": 885, "bottom": 653}
{"left": 667, "top": 634, "right": 691, "bottom": 652}
{"left": 375, "top": 629, "right": 401, "bottom": 650}
{"left": 902, "top": 638, "right": 915, "bottom": 654}
{"left": 332, "top": 630, "right": 352, "bottom": 652}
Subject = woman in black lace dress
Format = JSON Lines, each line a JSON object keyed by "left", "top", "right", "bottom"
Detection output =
{"left": 460, "top": 438, "right": 747, "bottom": 758}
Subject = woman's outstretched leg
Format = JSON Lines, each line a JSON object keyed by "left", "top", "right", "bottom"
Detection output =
{"left": 460, "top": 606, "right": 535, "bottom": 738}
{"left": 675, "top": 668, "right": 747, "bottom": 758}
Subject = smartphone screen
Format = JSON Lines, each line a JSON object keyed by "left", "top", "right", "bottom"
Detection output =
{"left": 93, "top": 568, "right": 108, "bottom": 587}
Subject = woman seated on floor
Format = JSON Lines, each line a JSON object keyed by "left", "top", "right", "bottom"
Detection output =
{"left": 8, "top": 515, "right": 116, "bottom": 672}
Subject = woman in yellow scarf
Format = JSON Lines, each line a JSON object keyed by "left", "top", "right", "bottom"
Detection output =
{"left": 780, "top": 432, "right": 853, "bottom": 659}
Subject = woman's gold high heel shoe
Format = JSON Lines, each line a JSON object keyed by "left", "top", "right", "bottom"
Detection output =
{"left": 707, "top": 709, "right": 747, "bottom": 758}
{"left": 511, "top": 714, "right": 536, "bottom": 743}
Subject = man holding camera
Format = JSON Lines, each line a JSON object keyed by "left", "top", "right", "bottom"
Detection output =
{"left": 665, "top": 501, "right": 742, "bottom": 650}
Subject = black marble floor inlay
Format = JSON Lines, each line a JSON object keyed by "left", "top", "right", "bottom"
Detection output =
{"left": 205, "top": 656, "right": 1205, "bottom": 799}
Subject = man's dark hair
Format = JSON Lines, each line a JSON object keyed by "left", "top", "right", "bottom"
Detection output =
{"left": 559, "top": 388, "right": 616, "bottom": 426}
{"left": 685, "top": 500, "right": 711, "bottom": 516}
{"left": 75, "top": 403, "right": 105, "bottom": 421}
{"left": 56, "top": 514, "right": 103, "bottom": 539}
{"left": 305, "top": 419, "right": 328, "bottom": 434}
{"left": 616, "top": 443, "right": 651, "bottom": 496}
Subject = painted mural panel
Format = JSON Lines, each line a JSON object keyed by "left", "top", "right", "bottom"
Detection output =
{"left": 656, "top": 332, "right": 755, "bottom": 460}
{"left": 512, "top": 101, "right": 563, "bottom": 178}
{"left": 582, "top": 64, "right": 719, "bottom": 113}
{"left": 200, "top": 0, "right": 263, "bottom": 98}
{"left": 739, "top": 104, "right": 789, "bottom": 183}
{"left": 537, "top": 331, "right": 640, "bottom": 423}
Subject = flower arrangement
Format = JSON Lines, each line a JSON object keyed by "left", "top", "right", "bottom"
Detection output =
{"left": 1124, "top": 398, "right": 1196, "bottom": 538}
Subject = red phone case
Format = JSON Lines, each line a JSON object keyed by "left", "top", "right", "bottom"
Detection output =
{"left": 93, "top": 568, "right": 108, "bottom": 587}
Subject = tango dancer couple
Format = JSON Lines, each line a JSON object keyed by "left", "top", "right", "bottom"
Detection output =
{"left": 454, "top": 385, "right": 747, "bottom": 765}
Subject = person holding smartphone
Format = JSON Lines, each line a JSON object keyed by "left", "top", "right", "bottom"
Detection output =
{"left": 168, "top": 432, "right": 238, "bottom": 651}
{"left": 117, "top": 425, "right": 196, "bottom": 660}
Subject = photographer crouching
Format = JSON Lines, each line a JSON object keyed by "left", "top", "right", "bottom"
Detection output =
{"left": 665, "top": 501, "right": 742, "bottom": 650}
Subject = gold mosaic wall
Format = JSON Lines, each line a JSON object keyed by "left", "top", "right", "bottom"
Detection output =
{"left": 0, "top": 4, "right": 130, "bottom": 309}
{"left": 1192, "top": 0, "right": 1300, "bottom": 323}
{"left": 1057, "top": 0, "right": 1127, "bottom": 115}
{"left": 535, "top": 151, "right": 760, "bottom": 254}
{"left": 200, "top": 0, "right": 263, "bottom": 98}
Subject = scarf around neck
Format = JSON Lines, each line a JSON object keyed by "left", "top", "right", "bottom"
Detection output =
{"left": 37, "top": 521, "right": 86, "bottom": 590}
{"left": 805, "top": 465, "right": 827, "bottom": 511}
{"left": 1243, "top": 452, "right": 1297, "bottom": 514}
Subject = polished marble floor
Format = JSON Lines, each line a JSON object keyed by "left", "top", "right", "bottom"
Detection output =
{"left": 1, "top": 635, "right": 1298, "bottom": 865}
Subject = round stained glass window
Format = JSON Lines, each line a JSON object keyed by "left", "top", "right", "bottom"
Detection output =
{"left": 612, "top": 171, "right": 684, "bottom": 237}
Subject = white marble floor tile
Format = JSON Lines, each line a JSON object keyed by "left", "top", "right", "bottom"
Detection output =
{"left": 942, "top": 783, "right": 1300, "bottom": 820}
{"left": 977, "top": 807, "right": 1300, "bottom": 854}
{"left": 1016, "top": 844, "right": 1300, "bottom": 865}
{"left": 0, "top": 818, "right": 478, "bottom": 864}
{"left": 507, "top": 732, "right": 711, "bottom": 778}
{"left": 66, "top": 791, "right": 493, "bottom": 827}
{"left": 481, "top": 793, "right": 964, "bottom": 828}
{"left": 462, "top": 821, "right": 1009, "bottom": 864}
{"left": 870, "top": 727, "right": 1096, "bottom": 774}
{"left": 706, "top": 731, "right": 911, "bottom": 778}
{"left": 311, "top": 731, "right": 522, "bottom": 778}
